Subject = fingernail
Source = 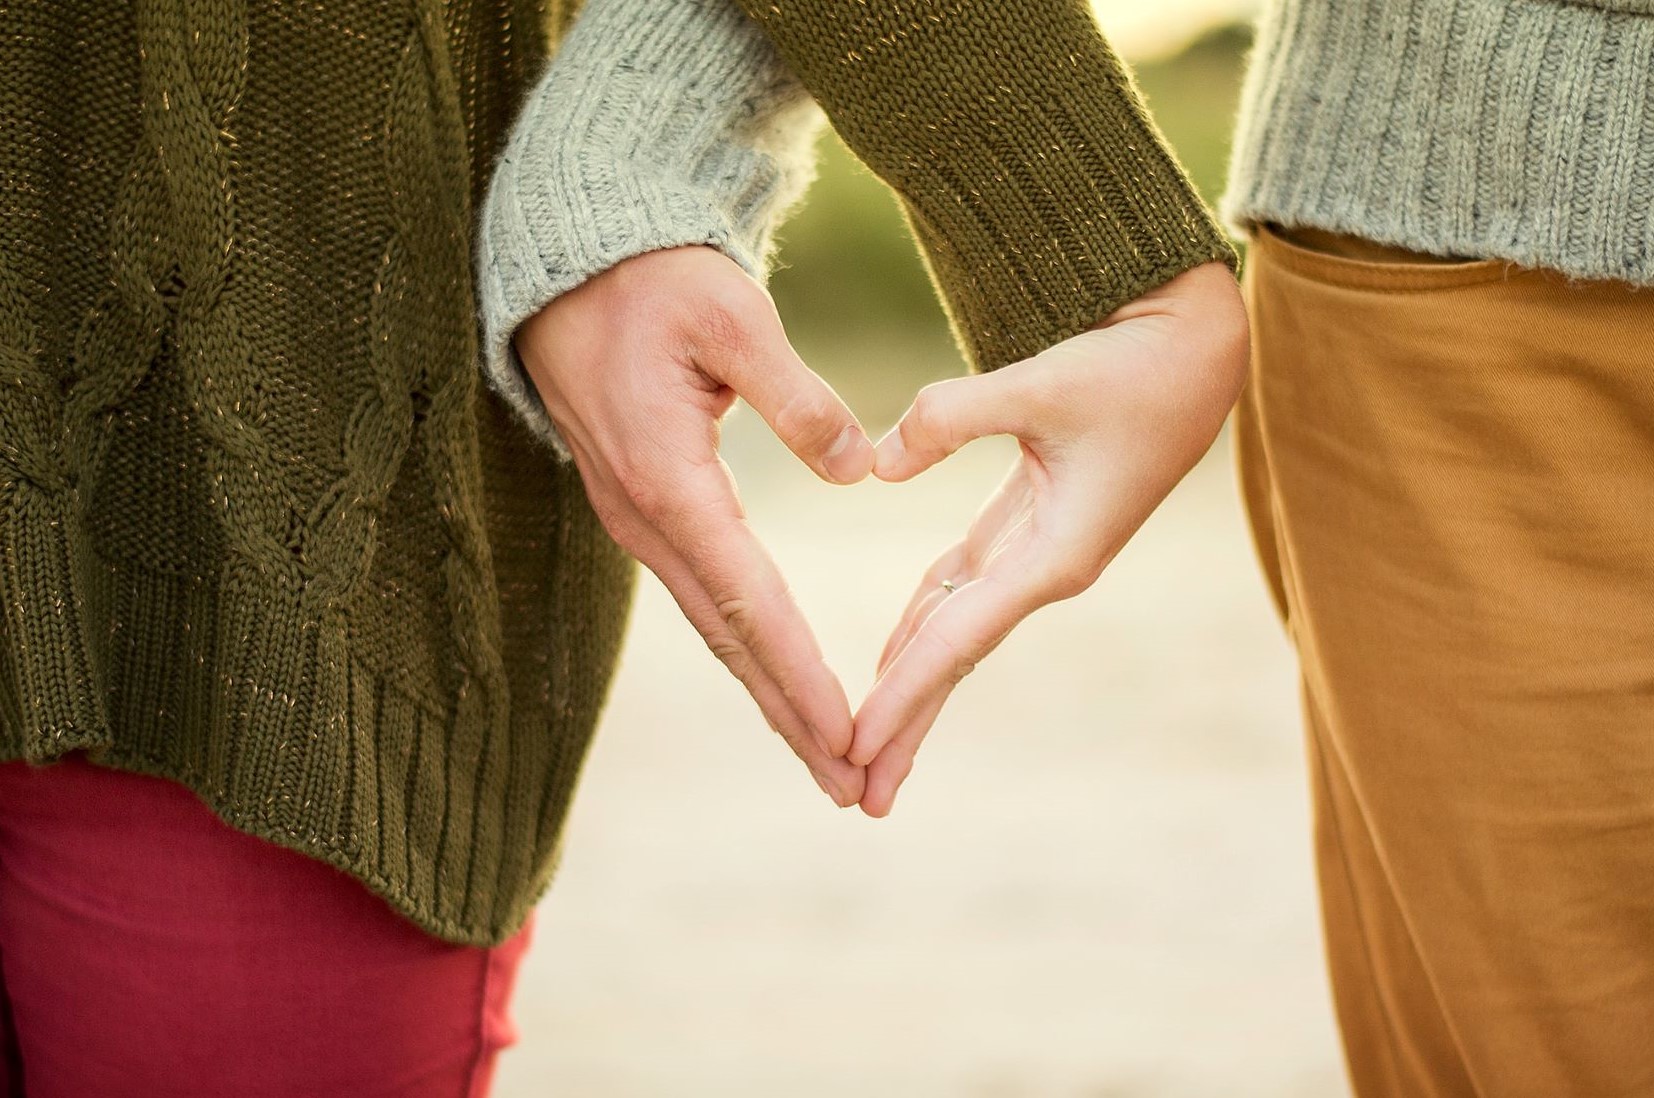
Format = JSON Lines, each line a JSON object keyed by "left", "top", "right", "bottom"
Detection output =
{"left": 874, "top": 429, "right": 905, "bottom": 476}
{"left": 823, "top": 425, "right": 872, "bottom": 484}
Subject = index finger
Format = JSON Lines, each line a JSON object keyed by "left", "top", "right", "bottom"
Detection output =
{"left": 851, "top": 541, "right": 1058, "bottom": 814}
{"left": 647, "top": 459, "right": 855, "bottom": 759}
{"left": 633, "top": 528, "right": 865, "bottom": 805}
{"left": 854, "top": 576, "right": 1031, "bottom": 817}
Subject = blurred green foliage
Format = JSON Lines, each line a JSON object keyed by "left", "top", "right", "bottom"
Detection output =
{"left": 766, "top": 22, "right": 1253, "bottom": 424}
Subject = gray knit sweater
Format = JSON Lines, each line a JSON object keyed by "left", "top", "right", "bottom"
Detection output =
{"left": 1223, "top": 0, "right": 1654, "bottom": 284}
{"left": 475, "top": 0, "right": 822, "bottom": 459}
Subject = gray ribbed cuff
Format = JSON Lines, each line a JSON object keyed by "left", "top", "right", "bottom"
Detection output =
{"left": 1222, "top": 0, "right": 1654, "bottom": 285}
{"left": 474, "top": 0, "right": 824, "bottom": 460}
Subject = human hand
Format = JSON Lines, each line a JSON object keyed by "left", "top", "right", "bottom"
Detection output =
{"left": 850, "top": 261, "right": 1249, "bottom": 816}
{"left": 514, "top": 245, "right": 876, "bottom": 806}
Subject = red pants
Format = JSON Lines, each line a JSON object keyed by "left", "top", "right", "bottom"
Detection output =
{"left": 0, "top": 752, "right": 534, "bottom": 1098}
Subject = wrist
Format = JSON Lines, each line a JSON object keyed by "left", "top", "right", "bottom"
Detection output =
{"left": 473, "top": 0, "right": 824, "bottom": 455}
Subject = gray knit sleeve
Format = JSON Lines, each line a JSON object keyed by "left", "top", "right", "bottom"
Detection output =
{"left": 474, "top": 0, "right": 826, "bottom": 460}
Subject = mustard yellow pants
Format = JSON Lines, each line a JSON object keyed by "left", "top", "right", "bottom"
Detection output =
{"left": 1236, "top": 223, "right": 1654, "bottom": 1098}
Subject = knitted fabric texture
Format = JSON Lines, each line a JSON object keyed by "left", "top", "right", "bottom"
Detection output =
{"left": 0, "top": 0, "right": 1231, "bottom": 946}
{"left": 734, "top": 0, "right": 1239, "bottom": 371}
{"left": 475, "top": 0, "right": 826, "bottom": 461}
{"left": 1224, "top": 0, "right": 1654, "bottom": 283}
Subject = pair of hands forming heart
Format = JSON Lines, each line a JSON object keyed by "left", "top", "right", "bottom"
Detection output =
{"left": 517, "top": 246, "right": 1248, "bottom": 816}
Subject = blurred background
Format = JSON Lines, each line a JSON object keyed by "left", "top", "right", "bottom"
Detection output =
{"left": 497, "top": 3, "right": 1352, "bottom": 1095}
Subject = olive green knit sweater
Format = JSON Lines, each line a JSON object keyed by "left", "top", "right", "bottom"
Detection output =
{"left": 0, "top": 0, "right": 1233, "bottom": 945}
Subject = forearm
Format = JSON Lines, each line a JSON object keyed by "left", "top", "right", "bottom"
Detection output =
{"left": 475, "top": 0, "right": 826, "bottom": 457}
{"left": 731, "top": 0, "right": 1238, "bottom": 373}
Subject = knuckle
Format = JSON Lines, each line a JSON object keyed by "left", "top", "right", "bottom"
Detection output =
{"left": 714, "top": 595, "right": 760, "bottom": 642}
{"left": 587, "top": 496, "right": 635, "bottom": 544}
{"left": 710, "top": 636, "right": 754, "bottom": 679}
{"left": 905, "top": 385, "right": 951, "bottom": 447}
{"left": 583, "top": 479, "right": 651, "bottom": 545}
{"left": 773, "top": 387, "right": 839, "bottom": 450}
{"left": 610, "top": 458, "right": 668, "bottom": 517}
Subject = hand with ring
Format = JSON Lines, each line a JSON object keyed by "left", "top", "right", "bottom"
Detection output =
{"left": 849, "top": 261, "right": 1249, "bottom": 816}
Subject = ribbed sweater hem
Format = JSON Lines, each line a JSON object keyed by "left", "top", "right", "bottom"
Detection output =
{"left": 0, "top": 479, "right": 599, "bottom": 948}
{"left": 1222, "top": 0, "right": 1654, "bottom": 286}
{"left": 78, "top": 748, "right": 547, "bottom": 947}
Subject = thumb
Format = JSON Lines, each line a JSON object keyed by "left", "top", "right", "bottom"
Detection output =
{"left": 874, "top": 368, "right": 1035, "bottom": 482}
{"left": 695, "top": 294, "right": 874, "bottom": 485}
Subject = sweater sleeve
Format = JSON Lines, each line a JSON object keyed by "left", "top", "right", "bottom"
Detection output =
{"left": 474, "top": 0, "right": 826, "bottom": 460}
{"left": 731, "top": 0, "right": 1239, "bottom": 373}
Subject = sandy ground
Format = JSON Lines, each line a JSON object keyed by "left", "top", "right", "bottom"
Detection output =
{"left": 492, "top": 406, "right": 1350, "bottom": 1097}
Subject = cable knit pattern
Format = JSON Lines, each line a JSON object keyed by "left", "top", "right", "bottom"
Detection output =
{"left": 0, "top": 0, "right": 623, "bottom": 946}
{"left": 476, "top": 0, "right": 825, "bottom": 460}
{"left": 1224, "top": 0, "right": 1654, "bottom": 284}
{"left": 0, "top": 0, "right": 1234, "bottom": 945}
